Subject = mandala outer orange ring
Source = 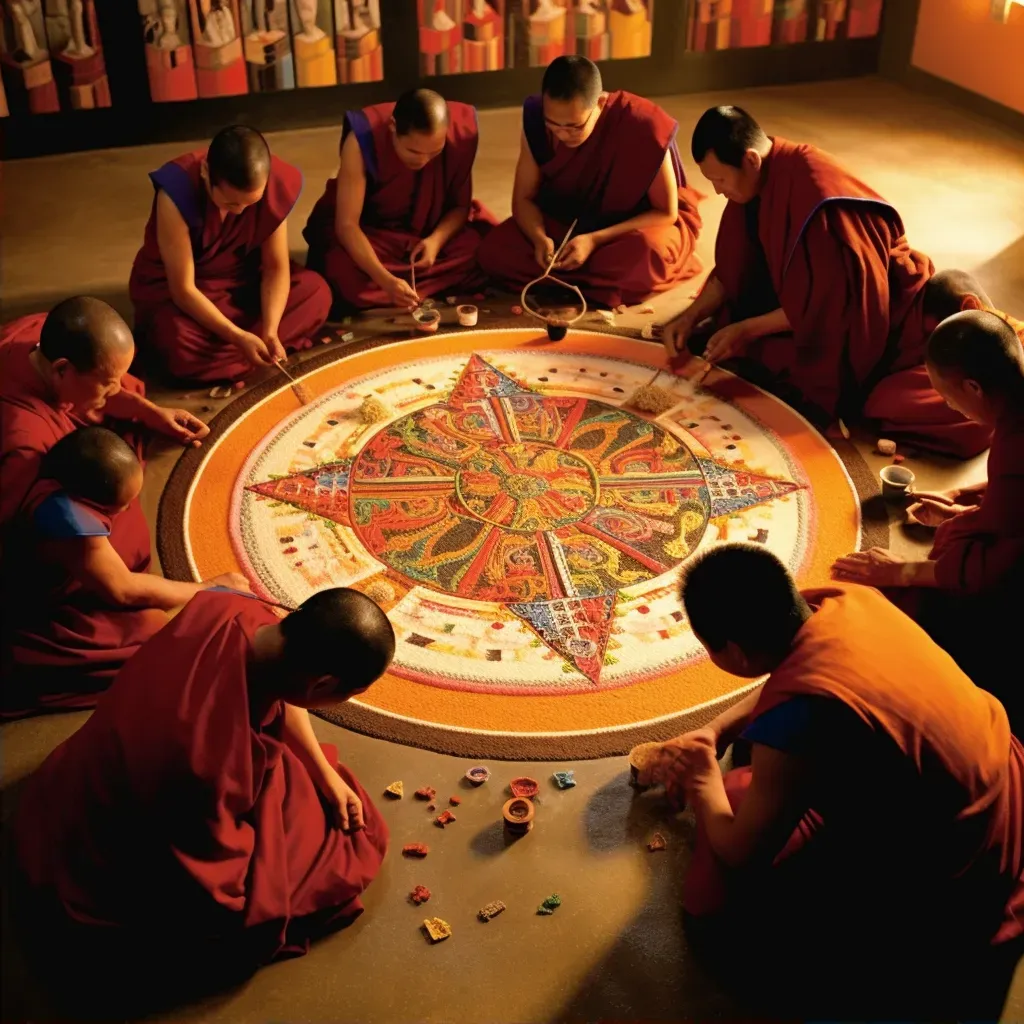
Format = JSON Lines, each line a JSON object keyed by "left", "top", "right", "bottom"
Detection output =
{"left": 161, "top": 328, "right": 881, "bottom": 760}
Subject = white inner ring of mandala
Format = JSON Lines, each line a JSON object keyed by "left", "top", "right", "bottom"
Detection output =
{"left": 230, "top": 350, "right": 815, "bottom": 696}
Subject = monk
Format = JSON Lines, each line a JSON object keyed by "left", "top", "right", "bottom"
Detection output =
{"left": 477, "top": 55, "right": 702, "bottom": 309}
{"left": 635, "top": 545, "right": 1024, "bottom": 1015}
{"left": 1, "top": 427, "right": 242, "bottom": 717}
{"left": 15, "top": 586, "right": 393, "bottom": 1001}
{"left": 130, "top": 124, "right": 331, "bottom": 383}
{"left": 304, "top": 88, "right": 495, "bottom": 312}
{"left": 832, "top": 310, "right": 1024, "bottom": 727}
{"left": 663, "top": 106, "right": 990, "bottom": 459}
{"left": 0, "top": 296, "right": 208, "bottom": 529}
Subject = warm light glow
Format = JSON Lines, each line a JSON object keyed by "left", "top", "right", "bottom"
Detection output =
{"left": 992, "top": 0, "right": 1024, "bottom": 23}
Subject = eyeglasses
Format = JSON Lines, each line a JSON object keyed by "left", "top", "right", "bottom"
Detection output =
{"left": 544, "top": 105, "right": 596, "bottom": 137}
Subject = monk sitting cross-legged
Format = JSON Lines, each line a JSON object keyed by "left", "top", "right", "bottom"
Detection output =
{"left": 15, "top": 587, "right": 394, "bottom": 1002}
{"left": 1, "top": 428, "right": 241, "bottom": 718}
{"left": 130, "top": 125, "right": 331, "bottom": 384}
{"left": 663, "top": 107, "right": 990, "bottom": 459}
{"left": 477, "top": 55, "right": 703, "bottom": 309}
{"left": 833, "top": 310, "right": 1024, "bottom": 729}
{"left": 304, "top": 88, "right": 496, "bottom": 313}
{"left": 0, "top": 296, "right": 208, "bottom": 529}
{"left": 634, "top": 545, "right": 1024, "bottom": 1016}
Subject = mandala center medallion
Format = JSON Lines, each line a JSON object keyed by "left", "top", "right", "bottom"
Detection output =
{"left": 455, "top": 442, "right": 597, "bottom": 531}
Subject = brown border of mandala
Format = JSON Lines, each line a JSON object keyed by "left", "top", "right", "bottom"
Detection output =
{"left": 157, "top": 327, "right": 889, "bottom": 760}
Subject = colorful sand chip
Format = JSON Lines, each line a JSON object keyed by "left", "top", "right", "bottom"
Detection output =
{"left": 647, "top": 832, "right": 667, "bottom": 852}
{"left": 423, "top": 917, "right": 452, "bottom": 943}
{"left": 449, "top": 795, "right": 462, "bottom": 806}
{"left": 410, "top": 885, "right": 432, "bottom": 905}
{"left": 384, "top": 780, "right": 404, "bottom": 798}
{"left": 552, "top": 771, "right": 576, "bottom": 789}
{"left": 537, "top": 894, "right": 562, "bottom": 916}
{"left": 415, "top": 786, "right": 436, "bottom": 801}
{"left": 435, "top": 810, "right": 457, "bottom": 828}
{"left": 402, "top": 843, "right": 430, "bottom": 857}
{"left": 478, "top": 900, "right": 507, "bottom": 922}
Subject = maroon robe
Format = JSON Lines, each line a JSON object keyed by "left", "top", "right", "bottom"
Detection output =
{"left": 1, "top": 478, "right": 165, "bottom": 718}
{"left": 303, "top": 101, "right": 496, "bottom": 309}
{"left": 477, "top": 90, "right": 703, "bottom": 308}
{"left": 710, "top": 138, "right": 989, "bottom": 458}
{"left": 15, "top": 590, "right": 388, "bottom": 978}
{"left": 0, "top": 314, "right": 147, "bottom": 530}
{"left": 130, "top": 152, "right": 331, "bottom": 383}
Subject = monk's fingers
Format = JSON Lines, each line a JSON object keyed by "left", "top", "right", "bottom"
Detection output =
{"left": 335, "top": 801, "right": 349, "bottom": 832}
{"left": 349, "top": 794, "right": 365, "bottom": 831}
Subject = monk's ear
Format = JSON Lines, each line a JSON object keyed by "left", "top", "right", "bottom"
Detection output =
{"left": 199, "top": 159, "right": 209, "bottom": 185}
{"left": 744, "top": 149, "right": 763, "bottom": 175}
{"left": 50, "top": 356, "right": 71, "bottom": 377}
{"left": 596, "top": 92, "right": 608, "bottom": 111}
{"left": 960, "top": 293, "right": 983, "bottom": 311}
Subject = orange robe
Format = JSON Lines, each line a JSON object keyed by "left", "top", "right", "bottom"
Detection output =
{"left": 0, "top": 314, "right": 147, "bottom": 531}
{"left": 477, "top": 91, "right": 703, "bottom": 308}
{"left": 684, "top": 587, "right": 1024, "bottom": 956}
{"left": 710, "top": 138, "right": 990, "bottom": 458}
{"left": 303, "top": 102, "right": 496, "bottom": 310}
{"left": 15, "top": 590, "right": 388, "bottom": 981}
{"left": 130, "top": 152, "right": 331, "bottom": 383}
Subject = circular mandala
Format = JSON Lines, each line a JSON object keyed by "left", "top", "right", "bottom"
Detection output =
{"left": 160, "top": 329, "right": 879, "bottom": 759}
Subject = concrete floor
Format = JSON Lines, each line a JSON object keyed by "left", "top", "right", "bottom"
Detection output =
{"left": 2, "top": 76, "right": 1024, "bottom": 1021}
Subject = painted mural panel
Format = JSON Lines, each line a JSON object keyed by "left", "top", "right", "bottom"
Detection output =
{"left": 1, "top": 0, "right": 61, "bottom": 113}
{"left": 188, "top": 0, "right": 248, "bottom": 97}
{"left": 334, "top": 0, "right": 383, "bottom": 83}
{"left": 139, "top": 0, "right": 198, "bottom": 101}
{"left": 241, "top": 0, "right": 294, "bottom": 91}
{"left": 686, "top": 0, "right": 883, "bottom": 52}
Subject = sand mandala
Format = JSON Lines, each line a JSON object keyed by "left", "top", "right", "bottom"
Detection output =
{"left": 160, "top": 329, "right": 879, "bottom": 759}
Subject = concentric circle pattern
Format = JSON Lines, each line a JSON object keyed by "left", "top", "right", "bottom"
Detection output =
{"left": 161, "top": 329, "right": 875, "bottom": 759}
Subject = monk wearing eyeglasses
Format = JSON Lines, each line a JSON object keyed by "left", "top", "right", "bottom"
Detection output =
{"left": 477, "top": 55, "right": 703, "bottom": 309}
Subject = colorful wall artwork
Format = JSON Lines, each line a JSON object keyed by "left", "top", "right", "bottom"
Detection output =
{"left": 686, "top": 0, "right": 884, "bottom": 52}
{"left": 333, "top": 0, "right": 383, "bottom": 84}
{"left": 241, "top": 0, "right": 294, "bottom": 91}
{"left": 188, "top": 0, "right": 248, "bottom": 97}
{"left": 420, "top": 0, "right": 652, "bottom": 76}
{"left": 290, "top": 0, "right": 334, "bottom": 86}
{"left": 1, "top": 0, "right": 109, "bottom": 114}
{"left": 139, "top": 0, "right": 198, "bottom": 102}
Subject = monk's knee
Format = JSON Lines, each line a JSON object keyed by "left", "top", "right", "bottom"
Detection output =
{"left": 292, "top": 268, "right": 332, "bottom": 320}
{"left": 477, "top": 218, "right": 530, "bottom": 277}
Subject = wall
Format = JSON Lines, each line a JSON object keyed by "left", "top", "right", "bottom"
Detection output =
{"left": 911, "top": 0, "right": 1024, "bottom": 113}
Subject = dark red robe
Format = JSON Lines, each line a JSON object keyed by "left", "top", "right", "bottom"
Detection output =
{"left": 15, "top": 590, "right": 388, "bottom": 977}
{"left": 130, "top": 152, "right": 331, "bottom": 383}
{"left": 0, "top": 314, "right": 147, "bottom": 530}
{"left": 477, "top": 90, "right": 703, "bottom": 308}
{"left": 710, "top": 138, "right": 990, "bottom": 458}
{"left": 1, "top": 478, "right": 164, "bottom": 718}
{"left": 682, "top": 587, "right": 1024, "bottom": 955}
{"left": 303, "top": 101, "right": 496, "bottom": 309}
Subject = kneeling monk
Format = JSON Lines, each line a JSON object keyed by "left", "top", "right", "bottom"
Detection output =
{"left": 477, "top": 55, "right": 702, "bottom": 309}
{"left": 833, "top": 309, "right": 1024, "bottom": 727}
{"left": 635, "top": 545, "right": 1023, "bottom": 1014}
{"left": 1, "top": 428, "right": 238, "bottom": 717}
{"left": 663, "top": 106, "right": 989, "bottom": 458}
{"left": 0, "top": 296, "right": 208, "bottom": 528}
{"left": 130, "top": 125, "right": 331, "bottom": 383}
{"left": 15, "top": 587, "right": 394, "bottom": 988}
{"left": 304, "top": 88, "right": 495, "bottom": 311}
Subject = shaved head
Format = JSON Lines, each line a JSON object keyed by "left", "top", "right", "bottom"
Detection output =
{"left": 42, "top": 427, "right": 142, "bottom": 509}
{"left": 927, "top": 309, "right": 1024, "bottom": 396}
{"left": 392, "top": 88, "right": 449, "bottom": 137}
{"left": 542, "top": 55, "right": 602, "bottom": 106}
{"left": 691, "top": 106, "right": 770, "bottom": 168}
{"left": 39, "top": 297, "right": 134, "bottom": 372}
{"left": 922, "top": 269, "right": 994, "bottom": 326}
{"left": 207, "top": 125, "right": 271, "bottom": 190}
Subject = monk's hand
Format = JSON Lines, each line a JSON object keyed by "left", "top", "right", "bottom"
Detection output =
{"left": 410, "top": 235, "right": 441, "bottom": 271}
{"left": 263, "top": 331, "right": 287, "bottom": 364}
{"left": 662, "top": 311, "right": 696, "bottom": 361}
{"left": 322, "top": 772, "right": 366, "bottom": 833}
{"left": 533, "top": 236, "right": 556, "bottom": 270}
{"left": 383, "top": 274, "right": 420, "bottom": 311}
{"left": 204, "top": 572, "right": 251, "bottom": 593}
{"left": 646, "top": 729, "right": 719, "bottom": 808}
{"left": 703, "top": 322, "right": 752, "bottom": 364}
{"left": 234, "top": 330, "right": 277, "bottom": 369}
{"left": 906, "top": 497, "right": 970, "bottom": 529}
{"left": 146, "top": 406, "right": 210, "bottom": 447}
{"left": 831, "top": 547, "right": 911, "bottom": 588}
{"left": 554, "top": 234, "right": 596, "bottom": 272}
